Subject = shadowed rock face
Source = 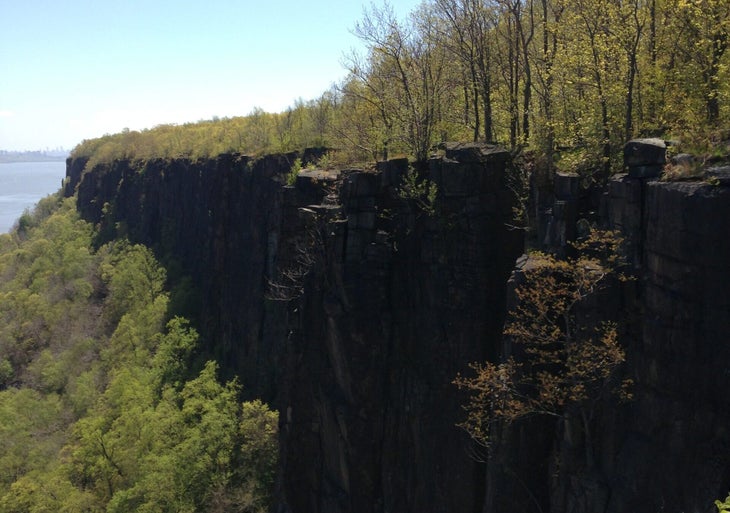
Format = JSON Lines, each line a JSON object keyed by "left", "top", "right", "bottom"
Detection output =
{"left": 584, "top": 177, "right": 730, "bottom": 513}
{"left": 280, "top": 150, "right": 523, "bottom": 513}
{"left": 69, "top": 153, "right": 299, "bottom": 400}
{"left": 611, "top": 180, "right": 730, "bottom": 513}
{"left": 65, "top": 144, "right": 523, "bottom": 513}
{"left": 66, "top": 144, "right": 730, "bottom": 513}
{"left": 514, "top": 168, "right": 730, "bottom": 513}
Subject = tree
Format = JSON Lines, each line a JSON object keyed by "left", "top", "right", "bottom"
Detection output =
{"left": 573, "top": 0, "right": 615, "bottom": 175}
{"left": 615, "top": 0, "right": 646, "bottom": 140}
{"left": 64, "top": 0, "right": 729, "bottom": 168}
{"left": 432, "top": 0, "right": 497, "bottom": 141}
{"left": 455, "top": 230, "right": 631, "bottom": 469}
{"left": 349, "top": 2, "right": 447, "bottom": 161}
{"left": 533, "top": 0, "right": 564, "bottom": 168}
{"left": 341, "top": 49, "right": 397, "bottom": 160}
{"left": 100, "top": 241, "right": 167, "bottom": 327}
{"left": 508, "top": 0, "right": 535, "bottom": 146}
{"left": 0, "top": 199, "right": 280, "bottom": 513}
{"left": 308, "top": 90, "right": 337, "bottom": 147}
{"left": 67, "top": 345, "right": 278, "bottom": 513}
{"left": 675, "top": 0, "right": 730, "bottom": 124}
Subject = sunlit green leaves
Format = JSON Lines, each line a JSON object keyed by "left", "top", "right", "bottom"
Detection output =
{"left": 72, "top": 0, "right": 729, "bottom": 169}
{"left": 0, "top": 198, "right": 279, "bottom": 512}
{"left": 100, "top": 242, "right": 167, "bottom": 326}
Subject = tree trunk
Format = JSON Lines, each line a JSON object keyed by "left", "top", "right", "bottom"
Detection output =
{"left": 601, "top": 97, "right": 611, "bottom": 177}
{"left": 483, "top": 75, "right": 493, "bottom": 142}
{"left": 523, "top": 66, "right": 532, "bottom": 145}
{"left": 471, "top": 61, "right": 481, "bottom": 141}
{"left": 625, "top": 52, "right": 638, "bottom": 140}
{"left": 581, "top": 409, "right": 595, "bottom": 470}
{"left": 706, "top": 28, "right": 728, "bottom": 124}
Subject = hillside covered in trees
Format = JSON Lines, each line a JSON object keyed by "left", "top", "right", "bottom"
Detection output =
{"left": 0, "top": 196, "right": 278, "bottom": 512}
{"left": 71, "top": 0, "right": 729, "bottom": 170}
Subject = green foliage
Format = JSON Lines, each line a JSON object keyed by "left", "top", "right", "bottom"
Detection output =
{"left": 0, "top": 359, "right": 12, "bottom": 387}
{"left": 672, "top": 127, "right": 730, "bottom": 161}
{"left": 555, "top": 147, "right": 605, "bottom": 177}
{"left": 717, "top": 493, "right": 730, "bottom": 513}
{"left": 13, "top": 193, "right": 64, "bottom": 238}
{"left": 0, "top": 200, "right": 279, "bottom": 512}
{"left": 237, "top": 400, "right": 279, "bottom": 505}
{"left": 0, "top": 198, "right": 97, "bottom": 386}
{"left": 67, "top": 0, "right": 728, "bottom": 172}
{"left": 71, "top": 98, "right": 340, "bottom": 169}
{"left": 311, "top": 152, "right": 333, "bottom": 170}
{"left": 66, "top": 358, "right": 278, "bottom": 513}
{"left": 398, "top": 167, "right": 439, "bottom": 216}
{"left": 0, "top": 389, "right": 65, "bottom": 491}
{"left": 287, "top": 157, "right": 303, "bottom": 186}
{"left": 100, "top": 241, "right": 167, "bottom": 326}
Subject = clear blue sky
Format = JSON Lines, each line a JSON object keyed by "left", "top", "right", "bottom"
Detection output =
{"left": 0, "top": 0, "right": 422, "bottom": 152}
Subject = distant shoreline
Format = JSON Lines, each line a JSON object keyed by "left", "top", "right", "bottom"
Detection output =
{"left": 0, "top": 153, "right": 69, "bottom": 164}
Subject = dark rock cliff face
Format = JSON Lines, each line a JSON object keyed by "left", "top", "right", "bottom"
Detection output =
{"left": 65, "top": 144, "right": 523, "bottom": 513}
{"left": 604, "top": 176, "right": 730, "bottom": 513}
{"left": 279, "top": 148, "right": 524, "bottom": 513}
{"left": 66, "top": 144, "right": 730, "bottom": 513}
{"left": 67, "top": 153, "right": 296, "bottom": 399}
{"left": 496, "top": 164, "right": 730, "bottom": 513}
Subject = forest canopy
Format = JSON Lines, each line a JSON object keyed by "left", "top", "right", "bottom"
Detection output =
{"left": 71, "top": 0, "right": 729, "bottom": 174}
{"left": 0, "top": 195, "right": 278, "bottom": 512}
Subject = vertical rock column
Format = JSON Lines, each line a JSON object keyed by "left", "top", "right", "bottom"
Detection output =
{"left": 608, "top": 138, "right": 666, "bottom": 270}
{"left": 543, "top": 171, "right": 580, "bottom": 252}
{"left": 603, "top": 141, "right": 730, "bottom": 512}
{"left": 278, "top": 144, "right": 524, "bottom": 513}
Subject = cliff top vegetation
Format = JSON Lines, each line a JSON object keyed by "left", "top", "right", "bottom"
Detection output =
{"left": 71, "top": 0, "right": 729, "bottom": 178}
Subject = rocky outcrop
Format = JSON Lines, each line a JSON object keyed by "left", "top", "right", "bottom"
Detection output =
{"left": 66, "top": 140, "right": 730, "bottom": 513}
{"left": 279, "top": 145, "right": 523, "bottom": 513}
{"left": 65, "top": 143, "right": 523, "bottom": 513}
{"left": 67, "top": 153, "right": 302, "bottom": 400}
{"left": 581, "top": 173, "right": 730, "bottom": 513}
{"left": 623, "top": 137, "right": 666, "bottom": 178}
{"left": 493, "top": 143, "right": 730, "bottom": 512}
{"left": 611, "top": 176, "right": 730, "bottom": 513}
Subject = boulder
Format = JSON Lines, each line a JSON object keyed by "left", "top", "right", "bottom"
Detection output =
{"left": 623, "top": 138, "right": 666, "bottom": 176}
{"left": 438, "top": 141, "right": 510, "bottom": 163}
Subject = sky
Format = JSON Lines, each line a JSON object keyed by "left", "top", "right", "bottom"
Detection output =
{"left": 0, "top": 0, "right": 423, "bottom": 152}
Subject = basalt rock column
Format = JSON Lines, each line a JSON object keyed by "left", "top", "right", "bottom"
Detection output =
{"left": 278, "top": 143, "right": 523, "bottom": 513}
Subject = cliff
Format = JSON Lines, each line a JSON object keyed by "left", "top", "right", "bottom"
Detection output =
{"left": 64, "top": 144, "right": 730, "bottom": 513}
{"left": 67, "top": 152, "right": 297, "bottom": 399}
{"left": 490, "top": 145, "right": 730, "bottom": 513}
{"left": 603, "top": 173, "right": 730, "bottom": 513}
{"left": 65, "top": 143, "right": 523, "bottom": 513}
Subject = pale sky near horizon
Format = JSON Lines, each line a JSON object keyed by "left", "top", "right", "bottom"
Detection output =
{"left": 0, "top": 0, "right": 423, "bottom": 152}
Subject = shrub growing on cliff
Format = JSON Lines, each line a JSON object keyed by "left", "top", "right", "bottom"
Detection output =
{"left": 287, "top": 158, "right": 303, "bottom": 185}
{"left": 455, "top": 230, "right": 632, "bottom": 457}
{"left": 398, "top": 167, "right": 438, "bottom": 217}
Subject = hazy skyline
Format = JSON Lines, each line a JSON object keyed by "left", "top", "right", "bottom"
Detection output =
{"left": 0, "top": 0, "right": 422, "bottom": 152}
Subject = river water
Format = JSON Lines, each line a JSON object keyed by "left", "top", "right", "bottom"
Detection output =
{"left": 0, "top": 161, "right": 67, "bottom": 233}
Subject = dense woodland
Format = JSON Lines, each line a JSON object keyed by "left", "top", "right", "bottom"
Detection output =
{"left": 0, "top": 196, "right": 277, "bottom": 512}
{"left": 72, "top": 0, "right": 729, "bottom": 173}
